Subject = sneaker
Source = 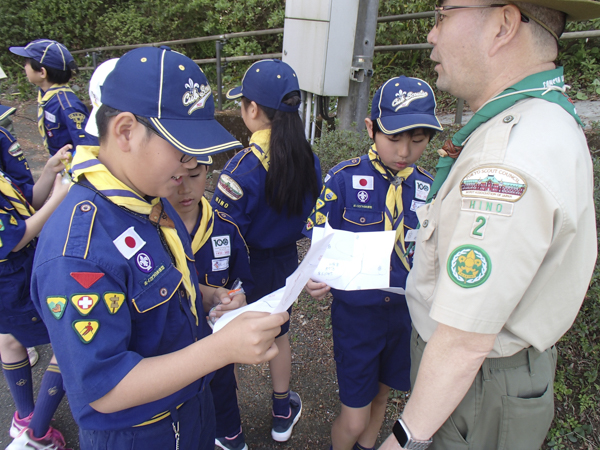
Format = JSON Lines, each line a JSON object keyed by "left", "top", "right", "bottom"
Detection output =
{"left": 27, "top": 347, "right": 39, "bottom": 367}
{"left": 6, "top": 427, "right": 71, "bottom": 450}
{"left": 9, "top": 412, "right": 32, "bottom": 439}
{"left": 271, "top": 391, "right": 302, "bottom": 442}
{"left": 215, "top": 429, "right": 248, "bottom": 450}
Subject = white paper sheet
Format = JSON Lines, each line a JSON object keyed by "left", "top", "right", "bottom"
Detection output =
{"left": 310, "top": 224, "right": 396, "bottom": 291}
{"left": 212, "top": 227, "right": 334, "bottom": 333}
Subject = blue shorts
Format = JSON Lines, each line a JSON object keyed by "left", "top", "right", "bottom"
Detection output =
{"left": 331, "top": 300, "right": 411, "bottom": 408}
{"left": 0, "top": 246, "right": 50, "bottom": 347}
{"left": 78, "top": 388, "right": 215, "bottom": 450}
{"left": 248, "top": 243, "right": 298, "bottom": 337}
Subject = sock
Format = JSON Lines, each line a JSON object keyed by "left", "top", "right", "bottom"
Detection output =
{"left": 353, "top": 443, "right": 374, "bottom": 450}
{"left": 272, "top": 390, "right": 290, "bottom": 417}
{"left": 2, "top": 357, "right": 34, "bottom": 418}
{"left": 30, "top": 363, "right": 65, "bottom": 438}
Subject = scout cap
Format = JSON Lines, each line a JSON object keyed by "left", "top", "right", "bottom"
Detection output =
{"left": 0, "top": 105, "right": 16, "bottom": 123}
{"left": 101, "top": 46, "right": 242, "bottom": 157}
{"left": 371, "top": 76, "right": 443, "bottom": 135}
{"left": 516, "top": 0, "right": 600, "bottom": 21}
{"left": 9, "top": 39, "right": 75, "bottom": 71}
{"left": 227, "top": 59, "right": 300, "bottom": 112}
{"left": 85, "top": 58, "right": 119, "bottom": 137}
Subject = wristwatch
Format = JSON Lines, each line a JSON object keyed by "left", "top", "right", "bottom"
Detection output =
{"left": 392, "top": 418, "right": 432, "bottom": 450}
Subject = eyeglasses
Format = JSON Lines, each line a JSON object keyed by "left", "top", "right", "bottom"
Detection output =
{"left": 135, "top": 115, "right": 195, "bottom": 164}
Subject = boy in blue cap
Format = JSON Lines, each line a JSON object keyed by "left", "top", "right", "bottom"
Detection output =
{"left": 29, "top": 46, "right": 288, "bottom": 450}
{"left": 9, "top": 39, "right": 98, "bottom": 156}
{"left": 304, "top": 76, "right": 442, "bottom": 450}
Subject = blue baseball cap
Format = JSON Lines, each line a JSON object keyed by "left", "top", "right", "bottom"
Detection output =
{"left": 101, "top": 46, "right": 242, "bottom": 157}
{"left": 0, "top": 105, "right": 16, "bottom": 122}
{"left": 226, "top": 59, "right": 300, "bottom": 112}
{"left": 9, "top": 39, "right": 75, "bottom": 71}
{"left": 371, "top": 76, "right": 443, "bottom": 135}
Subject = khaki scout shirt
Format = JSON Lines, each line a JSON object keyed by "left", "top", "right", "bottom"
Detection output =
{"left": 406, "top": 98, "right": 597, "bottom": 358}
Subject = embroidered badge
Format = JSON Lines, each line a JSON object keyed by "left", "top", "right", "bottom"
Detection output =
{"left": 414, "top": 180, "right": 430, "bottom": 201}
{"left": 460, "top": 198, "right": 514, "bottom": 217}
{"left": 392, "top": 89, "right": 428, "bottom": 111}
{"left": 71, "top": 294, "right": 100, "bottom": 316}
{"left": 72, "top": 320, "right": 99, "bottom": 344}
{"left": 306, "top": 218, "right": 314, "bottom": 230}
{"left": 356, "top": 190, "right": 370, "bottom": 203}
{"left": 183, "top": 78, "right": 212, "bottom": 114}
{"left": 103, "top": 292, "right": 125, "bottom": 315}
{"left": 211, "top": 235, "right": 231, "bottom": 258}
{"left": 113, "top": 227, "right": 147, "bottom": 260}
{"left": 136, "top": 252, "right": 154, "bottom": 273}
{"left": 460, "top": 167, "right": 527, "bottom": 202}
{"left": 324, "top": 174, "right": 331, "bottom": 183}
{"left": 8, "top": 143, "right": 23, "bottom": 157}
{"left": 410, "top": 199, "right": 426, "bottom": 211}
{"left": 217, "top": 174, "right": 243, "bottom": 201}
{"left": 352, "top": 175, "right": 374, "bottom": 190}
{"left": 316, "top": 198, "right": 325, "bottom": 210}
{"left": 0, "top": 236, "right": 2, "bottom": 247}
{"left": 447, "top": 245, "right": 491, "bottom": 288}
{"left": 324, "top": 188, "right": 338, "bottom": 202}
{"left": 0, "top": 219, "right": 3, "bottom": 231}
{"left": 212, "top": 258, "right": 230, "bottom": 271}
{"left": 44, "top": 111, "right": 56, "bottom": 123}
{"left": 70, "top": 272, "right": 105, "bottom": 289}
{"left": 470, "top": 215, "right": 489, "bottom": 240}
{"left": 10, "top": 216, "right": 17, "bottom": 226}
{"left": 68, "top": 112, "right": 85, "bottom": 130}
{"left": 46, "top": 296, "right": 67, "bottom": 320}
{"left": 315, "top": 212, "right": 327, "bottom": 225}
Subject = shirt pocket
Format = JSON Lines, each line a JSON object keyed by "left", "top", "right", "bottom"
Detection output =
{"left": 131, "top": 264, "right": 182, "bottom": 313}
{"left": 204, "top": 273, "right": 229, "bottom": 289}
{"left": 342, "top": 208, "right": 384, "bottom": 230}
{"left": 410, "top": 203, "right": 438, "bottom": 302}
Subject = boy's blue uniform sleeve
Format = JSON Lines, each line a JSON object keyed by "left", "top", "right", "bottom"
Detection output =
{"left": 0, "top": 203, "right": 28, "bottom": 260}
{"left": 0, "top": 127, "right": 34, "bottom": 204}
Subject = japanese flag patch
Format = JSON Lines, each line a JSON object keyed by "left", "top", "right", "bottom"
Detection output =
{"left": 113, "top": 227, "right": 146, "bottom": 260}
{"left": 352, "top": 175, "right": 374, "bottom": 190}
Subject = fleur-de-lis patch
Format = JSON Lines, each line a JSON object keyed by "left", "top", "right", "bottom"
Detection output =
{"left": 182, "top": 78, "right": 212, "bottom": 114}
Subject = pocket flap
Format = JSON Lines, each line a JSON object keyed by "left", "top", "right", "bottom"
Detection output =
{"left": 342, "top": 208, "right": 384, "bottom": 226}
{"left": 131, "top": 264, "right": 182, "bottom": 313}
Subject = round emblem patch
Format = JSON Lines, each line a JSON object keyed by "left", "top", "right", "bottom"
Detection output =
{"left": 136, "top": 252, "right": 154, "bottom": 273}
{"left": 217, "top": 174, "right": 243, "bottom": 201}
{"left": 447, "top": 245, "right": 491, "bottom": 288}
{"left": 356, "top": 190, "right": 370, "bottom": 203}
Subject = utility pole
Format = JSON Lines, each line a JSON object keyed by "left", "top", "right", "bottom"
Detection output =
{"left": 337, "top": 0, "right": 380, "bottom": 132}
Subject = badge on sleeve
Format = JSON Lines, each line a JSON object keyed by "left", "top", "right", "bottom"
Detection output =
{"left": 324, "top": 174, "right": 331, "bottom": 183}
{"left": 352, "top": 175, "right": 374, "bottom": 190}
{"left": 103, "top": 292, "right": 125, "bottom": 314}
{"left": 306, "top": 218, "right": 314, "bottom": 230}
{"left": 217, "top": 174, "right": 243, "bottom": 201}
{"left": 447, "top": 245, "right": 491, "bottom": 288}
{"left": 316, "top": 198, "right": 325, "bottom": 210}
{"left": 68, "top": 112, "right": 85, "bottom": 129}
{"left": 10, "top": 216, "right": 17, "bottom": 226}
{"left": 72, "top": 320, "right": 99, "bottom": 344}
{"left": 324, "top": 188, "right": 338, "bottom": 202}
{"left": 460, "top": 167, "right": 526, "bottom": 202}
{"left": 315, "top": 212, "right": 327, "bottom": 225}
{"left": 0, "top": 219, "right": 4, "bottom": 231}
{"left": 71, "top": 294, "right": 100, "bottom": 316}
{"left": 70, "top": 272, "right": 105, "bottom": 289}
{"left": 113, "top": 227, "right": 146, "bottom": 260}
{"left": 8, "top": 143, "right": 23, "bottom": 157}
{"left": 46, "top": 296, "right": 67, "bottom": 320}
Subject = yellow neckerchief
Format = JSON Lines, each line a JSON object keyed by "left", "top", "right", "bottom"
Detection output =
{"left": 0, "top": 171, "right": 35, "bottom": 218}
{"left": 368, "top": 144, "right": 414, "bottom": 271}
{"left": 249, "top": 129, "right": 271, "bottom": 172}
{"left": 72, "top": 146, "right": 199, "bottom": 324}
{"left": 191, "top": 197, "right": 215, "bottom": 254}
{"left": 37, "top": 84, "right": 73, "bottom": 151}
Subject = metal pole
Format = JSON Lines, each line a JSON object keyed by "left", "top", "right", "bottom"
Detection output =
{"left": 454, "top": 99, "right": 465, "bottom": 125}
{"left": 337, "top": 0, "right": 380, "bottom": 132}
{"left": 311, "top": 94, "right": 318, "bottom": 145}
{"left": 304, "top": 92, "right": 312, "bottom": 140}
{"left": 216, "top": 40, "right": 223, "bottom": 111}
{"left": 92, "top": 52, "right": 98, "bottom": 69}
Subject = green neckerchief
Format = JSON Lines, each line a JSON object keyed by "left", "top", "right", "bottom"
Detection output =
{"left": 427, "top": 67, "right": 582, "bottom": 202}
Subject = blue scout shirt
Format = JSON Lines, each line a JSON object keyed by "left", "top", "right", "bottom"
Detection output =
{"left": 39, "top": 88, "right": 98, "bottom": 155}
{"left": 211, "top": 148, "right": 322, "bottom": 251}
{"left": 31, "top": 183, "right": 212, "bottom": 431}
{"left": 0, "top": 127, "right": 34, "bottom": 203}
{"left": 303, "top": 154, "right": 433, "bottom": 306}
{"left": 191, "top": 204, "right": 254, "bottom": 295}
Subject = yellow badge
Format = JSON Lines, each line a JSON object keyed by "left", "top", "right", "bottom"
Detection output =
{"left": 306, "top": 218, "right": 314, "bottom": 230}
{"left": 71, "top": 294, "right": 99, "bottom": 316}
{"left": 324, "top": 188, "right": 337, "bottom": 202}
{"left": 315, "top": 212, "right": 327, "bottom": 225}
{"left": 72, "top": 320, "right": 100, "bottom": 343}
{"left": 316, "top": 198, "right": 325, "bottom": 210}
{"left": 103, "top": 292, "right": 125, "bottom": 315}
{"left": 68, "top": 112, "right": 85, "bottom": 130}
{"left": 10, "top": 216, "right": 17, "bottom": 226}
{"left": 46, "top": 296, "right": 67, "bottom": 320}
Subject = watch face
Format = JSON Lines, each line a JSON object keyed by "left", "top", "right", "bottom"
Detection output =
{"left": 393, "top": 420, "right": 409, "bottom": 446}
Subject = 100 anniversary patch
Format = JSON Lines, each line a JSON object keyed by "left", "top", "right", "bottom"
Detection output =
{"left": 460, "top": 167, "right": 527, "bottom": 202}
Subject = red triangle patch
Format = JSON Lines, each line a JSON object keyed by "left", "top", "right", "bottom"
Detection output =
{"left": 70, "top": 272, "right": 105, "bottom": 289}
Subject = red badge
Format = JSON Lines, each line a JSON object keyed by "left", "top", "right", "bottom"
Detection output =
{"left": 70, "top": 272, "right": 105, "bottom": 289}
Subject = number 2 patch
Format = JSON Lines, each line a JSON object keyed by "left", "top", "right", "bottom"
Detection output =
{"left": 470, "top": 215, "right": 489, "bottom": 240}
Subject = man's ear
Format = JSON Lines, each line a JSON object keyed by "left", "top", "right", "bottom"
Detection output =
{"left": 111, "top": 112, "right": 137, "bottom": 152}
{"left": 489, "top": 4, "right": 522, "bottom": 56}
{"left": 365, "top": 118, "right": 375, "bottom": 139}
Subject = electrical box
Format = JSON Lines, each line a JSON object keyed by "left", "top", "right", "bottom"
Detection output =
{"left": 282, "top": 0, "right": 360, "bottom": 97}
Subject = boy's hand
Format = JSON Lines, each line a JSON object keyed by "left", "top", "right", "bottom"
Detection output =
{"left": 45, "top": 145, "right": 73, "bottom": 174}
{"left": 48, "top": 173, "right": 70, "bottom": 204}
{"left": 220, "top": 311, "right": 289, "bottom": 365}
{"left": 305, "top": 278, "right": 330, "bottom": 300}
{"left": 208, "top": 287, "right": 247, "bottom": 321}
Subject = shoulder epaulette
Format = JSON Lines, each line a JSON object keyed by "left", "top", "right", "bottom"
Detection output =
{"left": 417, "top": 166, "right": 434, "bottom": 181}
{"left": 332, "top": 157, "right": 362, "bottom": 176}
{"left": 56, "top": 90, "right": 74, "bottom": 110}
{"left": 223, "top": 148, "right": 252, "bottom": 174}
{"left": 63, "top": 200, "right": 97, "bottom": 259}
{"left": 0, "top": 127, "right": 15, "bottom": 143}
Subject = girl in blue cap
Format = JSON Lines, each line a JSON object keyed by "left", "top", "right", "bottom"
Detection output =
{"left": 211, "top": 59, "right": 322, "bottom": 447}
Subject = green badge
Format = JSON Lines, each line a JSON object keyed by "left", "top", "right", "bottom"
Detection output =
{"left": 46, "top": 296, "right": 67, "bottom": 320}
{"left": 0, "top": 219, "right": 4, "bottom": 231}
{"left": 447, "top": 245, "right": 491, "bottom": 288}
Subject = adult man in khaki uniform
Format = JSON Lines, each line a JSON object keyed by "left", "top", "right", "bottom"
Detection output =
{"left": 380, "top": 1, "right": 599, "bottom": 449}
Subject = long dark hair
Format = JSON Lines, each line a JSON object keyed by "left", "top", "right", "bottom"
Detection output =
{"left": 243, "top": 92, "right": 319, "bottom": 216}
